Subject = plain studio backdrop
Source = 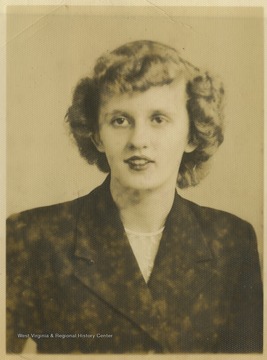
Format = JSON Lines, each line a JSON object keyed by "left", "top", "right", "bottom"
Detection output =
{"left": 7, "top": 6, "right": 263, "bottom": 265}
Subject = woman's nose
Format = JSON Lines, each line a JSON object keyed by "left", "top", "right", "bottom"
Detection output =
{"left": 127, "top": 121, "right": 150, "bottom": 149}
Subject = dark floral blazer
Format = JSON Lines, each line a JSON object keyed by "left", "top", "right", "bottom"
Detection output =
{"left": 6, "top": 177, "right": 263, "bottom": 354}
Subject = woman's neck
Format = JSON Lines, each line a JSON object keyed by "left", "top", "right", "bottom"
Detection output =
{"left": 110, "top": 177, "right": 176, "bottom": 233}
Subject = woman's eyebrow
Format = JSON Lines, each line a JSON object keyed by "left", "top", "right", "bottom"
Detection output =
{"left": 103, "top": 110, "right": 131, "bottom": 118}
{"left": 150, "top": 109, "right": 173, "bottom": 117}
{"left": 151, "top": 109, "right": 167, "bottom": 114}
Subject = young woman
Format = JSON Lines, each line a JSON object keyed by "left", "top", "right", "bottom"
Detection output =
{"left": 6, "top": 40, "right": 263, "bottom": 353}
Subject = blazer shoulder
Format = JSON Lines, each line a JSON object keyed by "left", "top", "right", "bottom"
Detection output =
{"left": 6, "top": 182, "right": 107, "bottom": 249}
{"left": 7, "top": 197, "right": 79, "bottom": 225}
{"left": 183, "top": 197, "right": 252, "bottom": 229}
{"left": 6, "top": 191, "right": 96, "bottom": 241}
{"left": 180, "top": 197, "right": 256, "bottom": 249}
{"left": 7, "top": 180, "right": 106, "bottom": 224}
{"left": 180, "top": 198, "right": 260, "bottom": 267}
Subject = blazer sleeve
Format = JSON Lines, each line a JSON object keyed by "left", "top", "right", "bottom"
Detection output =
{"left": 6, "top": 212, "right": 41, "bottom": 353}
{"left": 219, "top": 223, "right": 263, "bottom": 353}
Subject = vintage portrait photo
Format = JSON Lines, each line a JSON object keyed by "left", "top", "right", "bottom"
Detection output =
{"left": 3, "top": 2, "right": 264, "bottom": 357}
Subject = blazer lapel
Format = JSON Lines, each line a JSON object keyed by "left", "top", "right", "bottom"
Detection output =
{"left": 73, "top": 177, "right": 169, "bottom": 350}
{"left": 148, "top": 193, "right": 216, "bottom": 351}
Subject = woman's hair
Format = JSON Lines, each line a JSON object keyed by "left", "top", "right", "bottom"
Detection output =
{"left": 66, "top": 40, "right": 224, "bottom": 188}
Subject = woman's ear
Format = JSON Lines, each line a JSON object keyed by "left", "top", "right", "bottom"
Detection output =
{"left": 91, "top": 132, "right": 105, "bottom": 153}
{"left": 184, "top": 142, "right": 197, "bottom": 153}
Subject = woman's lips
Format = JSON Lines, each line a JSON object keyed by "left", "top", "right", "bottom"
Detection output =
{"left": 124, "top": 156, "right": 154, "bottom": 171}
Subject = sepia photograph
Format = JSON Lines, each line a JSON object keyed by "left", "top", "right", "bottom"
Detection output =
{"left": 4, "top": 2, "right": 264, "bottom": 357}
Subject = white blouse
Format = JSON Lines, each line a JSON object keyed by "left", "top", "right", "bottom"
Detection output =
{"left": 124, "top": 226, "right": 164, "bottom": 283}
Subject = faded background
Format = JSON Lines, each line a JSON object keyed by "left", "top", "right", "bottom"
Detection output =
{"left": 7, "top": 6, "right": 264, "bottom": 266}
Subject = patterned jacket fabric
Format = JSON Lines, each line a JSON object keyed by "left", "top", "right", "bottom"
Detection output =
{"left": 6, "top": 177, "right": 263, "bottom": 353}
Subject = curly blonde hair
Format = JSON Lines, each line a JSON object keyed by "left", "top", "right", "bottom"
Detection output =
{"left": 66, "top": 40, "right": 224, "bottom": 188}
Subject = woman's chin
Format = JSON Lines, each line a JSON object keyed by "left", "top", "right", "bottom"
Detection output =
{"left": 113, "top": 173, "right": 162, "bottom": 192}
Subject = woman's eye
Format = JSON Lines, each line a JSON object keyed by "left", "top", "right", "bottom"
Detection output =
{"left": 111, "top": 117, "right": 129, "bottom": 127}
{"left": 152, "top": 115, "right": 166, "bottom": 125}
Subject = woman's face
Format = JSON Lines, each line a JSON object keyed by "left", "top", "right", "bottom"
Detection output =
{"left": 95, "top": 79, "right": 193, "bottom": 191}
